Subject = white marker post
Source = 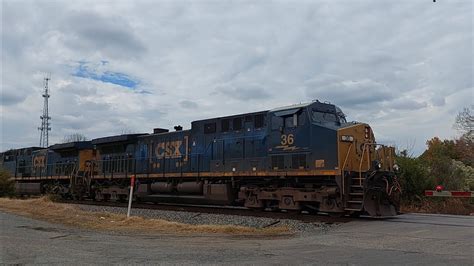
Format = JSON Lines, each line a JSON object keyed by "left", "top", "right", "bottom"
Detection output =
{"left": 127, "top": 175, "right": 135, "bottom": 218}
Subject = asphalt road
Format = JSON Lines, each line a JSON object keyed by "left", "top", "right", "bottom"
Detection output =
{"left": 1, "top": 211, "right": 473, "bottom": 265}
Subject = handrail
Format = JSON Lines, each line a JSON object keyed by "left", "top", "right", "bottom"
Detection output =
{"left": 388, "top": 147, "right": 393, "bottom": 171}
{"left": 358, "top": 143, "right": 396, "bottom": 184}
{"left": 341, "top": 143, "right": 353, "bottom": 196}
{"left": 358, "top": 144, "right": 367, "bottom": 184}
{"left": 358, "top": 143, "right": 388, "bottom": 186}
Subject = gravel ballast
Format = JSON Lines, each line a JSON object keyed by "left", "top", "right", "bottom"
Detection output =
{"left": 75, "top": 204, "right": 337, "bottom": 234}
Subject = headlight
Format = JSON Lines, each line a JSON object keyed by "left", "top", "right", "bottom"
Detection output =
{"left": 376, "top": 162, "right": 382, "bottom": 170}
{"left": 341, "top": 135, "right": 354, "bottom": 142}
{"left": 393, "top": 164, "right": 400, "bottom": 172}
{"left": 373, "top": 160, "right": 382, "bottom": 170}
{"left": 364, "top": 127, "right": 370, "bottom": 139}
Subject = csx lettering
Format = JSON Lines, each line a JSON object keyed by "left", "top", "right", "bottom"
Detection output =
{"left": 280, "top": 134, "right": 294, "bottom": 145}
{"left": 156, "top": 140, "right": 183, "bottom": 158}
{"left": 33, "top": 156, "right": 45, "bottom": 167}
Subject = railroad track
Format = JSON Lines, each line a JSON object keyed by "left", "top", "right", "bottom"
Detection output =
{"left": 56, "top": 199, "right": 354, "bottom": 224}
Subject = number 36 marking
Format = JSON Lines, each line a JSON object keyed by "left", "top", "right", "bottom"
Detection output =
{"left": 281, "top": 134, "right": 294, "bottom": 145}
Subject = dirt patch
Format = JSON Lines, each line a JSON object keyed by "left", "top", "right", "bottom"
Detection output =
{"left": 401, "top": 198, "right": 474, "bottom": 215}
{"left": 0, "top": 197, "right": 290, "bottom": 235}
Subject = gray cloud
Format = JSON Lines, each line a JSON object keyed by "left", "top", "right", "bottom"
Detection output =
{"left": 384, "top": 98, "right": 428, "bottom": 111}
{"left": 430, "top": 95, "right": 446, "bottom": 107}
{"left": 216, "top": 84, "right": 272, "bottom": 101}
{"left": 59, "top": 10, "right": 146, "bottom": 59}
{"left": 64, "top": 85, "right": 98, "bottom": 97}
{"left": 1, "top": 0, "right": 472, "bottom": 156}
{"left": 304, "top": 75, "right": 395, "bottom": 107}
{"left": 1, "top": 89, "right": 28, "bottom": 106}
{"left": 179, "top": 100, "right": 198, "bottom": 109}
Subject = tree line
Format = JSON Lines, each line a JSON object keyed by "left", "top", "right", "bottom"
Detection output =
{"left": 397, "top": 106, "right": 473, "bottom": 202}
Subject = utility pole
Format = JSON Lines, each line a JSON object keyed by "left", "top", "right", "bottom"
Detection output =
{"left": 38, "top": 75, "right": 51, "bottom": 148}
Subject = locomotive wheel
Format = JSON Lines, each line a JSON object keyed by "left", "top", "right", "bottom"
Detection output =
{"left": 94, "top": 190, "right": 104, "bottom": 201}
{"left": 245, "top": 194, "right": 265, "bottom": 209}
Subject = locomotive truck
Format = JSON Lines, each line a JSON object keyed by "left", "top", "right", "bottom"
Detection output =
{"left": 1, "top": 101, "right": 401, "bottom": 217}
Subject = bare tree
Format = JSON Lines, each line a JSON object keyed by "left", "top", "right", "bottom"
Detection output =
{"left": 454, "top": 106, "right": 474, "bottom": 141}
{"left": 63, "top": 133, "right": 88, "bottom": 143}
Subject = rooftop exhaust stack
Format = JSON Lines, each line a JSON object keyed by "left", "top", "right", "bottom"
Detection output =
{"left": 153, "top": 128, "right": 169, "bottom": 134}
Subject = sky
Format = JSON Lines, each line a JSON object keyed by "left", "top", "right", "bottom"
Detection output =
{"left": 1, "top": 0, "right": 472, "bottom": 156}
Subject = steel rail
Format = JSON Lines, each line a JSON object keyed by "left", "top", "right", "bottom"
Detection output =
{"left": 55, "top": 199, "right": 354, "bottom": 224}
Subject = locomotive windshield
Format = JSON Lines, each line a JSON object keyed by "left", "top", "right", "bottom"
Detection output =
{"left": 335, "top": 107, "right": 347, "bottom": 123}
{"left": 271, "top": 109, "right": 307, "bottom": 130}
{"left": 311, "top": 108, "right": 346, "bottom": 124}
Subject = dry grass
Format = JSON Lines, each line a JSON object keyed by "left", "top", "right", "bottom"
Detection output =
{"left": 401, "top": 198, "right": 474, "bottom": 215}
{"left": 0, "top": 197, "right": 290, "bottom": 235}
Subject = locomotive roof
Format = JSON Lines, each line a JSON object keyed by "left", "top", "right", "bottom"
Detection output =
{"left": 144, "top": 129, "right": 191, "bottom": 137}
{"left": 91, "top": 133, "right": 148, "bottom": 145}
{"left": 0, "top": 146, "right": 43, "bottom": 154}
{"left": 192, "top": 110, "right": 268, "bottom": 124}
{"left": 269, "top": 102, "right": 312, "bottom": 112}
{"left": 191, "top": 101, "right": 337, "bottom": 125}
{"left": 49, "top": 141, "right": 93, "bottom": 151}
{"left": 270, "top": 101, "right": 338, "bottom": 113}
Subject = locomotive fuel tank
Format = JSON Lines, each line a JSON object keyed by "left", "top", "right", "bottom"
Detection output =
{"left": 177, "top": 181, "right": 203, "bottom": 194}
{"left": 150, "top": 182, "right": 174, "bottom": 193}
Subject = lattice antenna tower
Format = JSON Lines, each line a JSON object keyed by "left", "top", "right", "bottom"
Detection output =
{"left": 38, "top": 74, "right": 51, "bottom": 147}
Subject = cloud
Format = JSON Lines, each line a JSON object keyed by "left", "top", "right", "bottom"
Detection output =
{"left": 59, "top": 10, "right": 146, "bottom": 59}
{"left": 1, "top": 89, "right": 28, "bottom": 106}
{"left": 216, "top": 84, "right": 272, "bottom": 101}
{"left": 430, "top": 95, "right": 446, "bottom": 107}
{"left": 179, "top": 100, "right": 198, "bottom": 109}
{"left": 384, "top": 98, "right": 427, "bottom": 111}
{"left": 1, "top": 0, "right": 472, "bottom": 156}
{"left": 304, "top": 75, "right": 395, "bottom": 107}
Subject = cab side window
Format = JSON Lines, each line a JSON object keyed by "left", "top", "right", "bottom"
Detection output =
{"left": 284, "top": 115, "right": 295, "bottom": 128}
{"left": 233, "top": 118, "right": 242, "bottom": 131}
{"left": 204, "top": 122, "right": 216, "bottom": 134}
{"left": 271, "top": 116, "right": 283, "bottom": 130}
{"left": 298, "top": 111, "right": 306, "bottom": 126}
{"left": 221, "top": 119, "right": 230, "bottom": 132}
{"left": 284, "top": 112, "right": 302, "bottom": 128}
{"left": 254, "top": 114, "right": 264, "bottom": 128}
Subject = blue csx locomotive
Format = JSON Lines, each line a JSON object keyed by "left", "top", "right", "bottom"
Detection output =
{"left": 1, "top": 101, "right": 401, "bottom": 217}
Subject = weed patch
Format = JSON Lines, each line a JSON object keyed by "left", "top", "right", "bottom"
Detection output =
{"left": 401, "top": 197, "right": 474, "bottom": 215}
{"left": 0, "top": 197, "right": 290, "bottom": 235}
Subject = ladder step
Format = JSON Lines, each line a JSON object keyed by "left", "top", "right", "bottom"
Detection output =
{"left": 350, "top": 185, "right": 363, "bottom": 188}
{"left": 348, "top": 200, "right": 363, "bottom": 204}
{"left": 350, "top": 192, "right": 364, "bottom": 196}
{"left": 345, "top": 208, "right": 362, "bottom": 211}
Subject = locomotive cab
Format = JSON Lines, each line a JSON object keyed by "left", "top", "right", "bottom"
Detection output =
{"left": 267, "top": 101, "right": 400, "bottom": 216}
{"left": 268, "top": 101, "right": 345, "bottom": 173}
